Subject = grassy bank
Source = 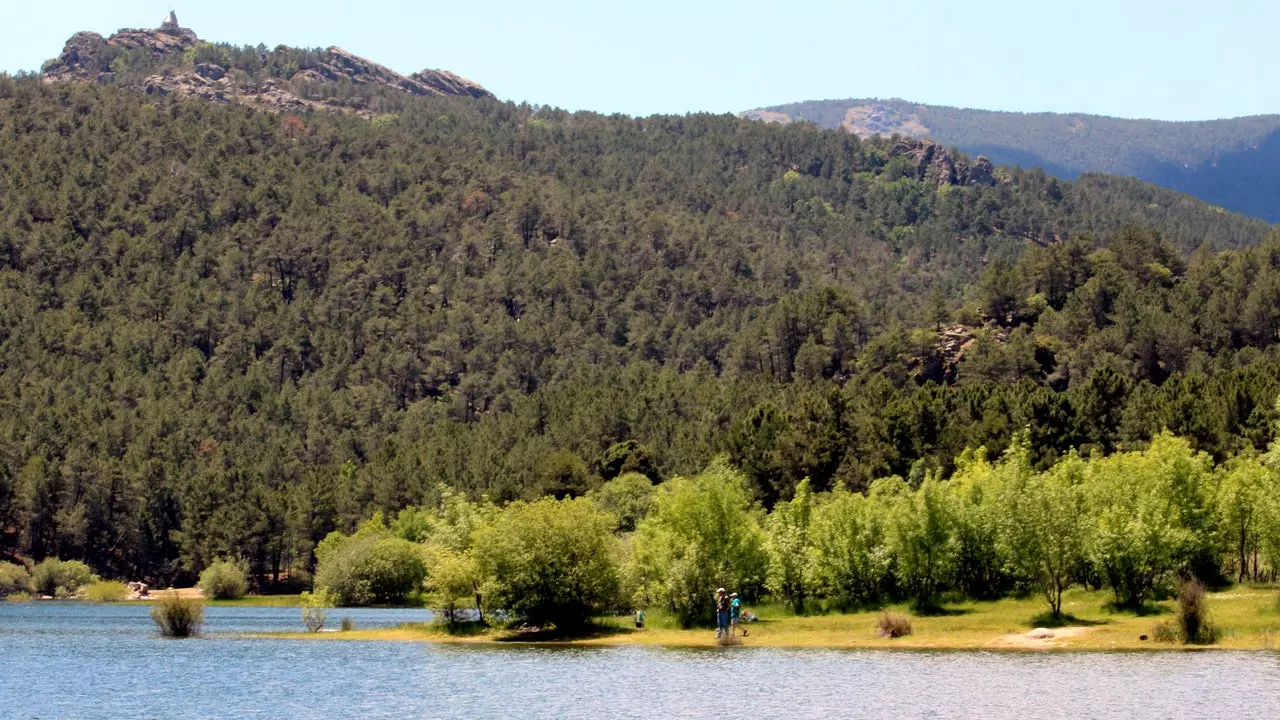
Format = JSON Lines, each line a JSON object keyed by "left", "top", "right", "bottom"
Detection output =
{"left": 257, "top": 586, "right": 1280, "bottom": 651}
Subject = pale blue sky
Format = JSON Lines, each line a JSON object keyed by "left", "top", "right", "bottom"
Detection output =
{"left": 3, "top": 0, "right": 1278, "bottom": 120}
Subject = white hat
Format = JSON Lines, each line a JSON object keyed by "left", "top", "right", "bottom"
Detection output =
{"left": 716, "top": 587, "right": 726, "bottom": 593}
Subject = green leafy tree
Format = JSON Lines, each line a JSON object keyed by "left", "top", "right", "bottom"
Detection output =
{"left": 765, "top": 478, "right": 813, "bottom": 612}
{"left": 472, "top": 497, "right": 620, "bottom": 629}
{"left": 631, "top": 460, "right": 767, "bottom": 626}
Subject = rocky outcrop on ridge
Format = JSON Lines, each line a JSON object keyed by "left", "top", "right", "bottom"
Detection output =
{"left": 41, "top": 18, "right": 492, "bottom": 116}
{"left": 889, "top": 139, "right": 1000, "bottom": 187}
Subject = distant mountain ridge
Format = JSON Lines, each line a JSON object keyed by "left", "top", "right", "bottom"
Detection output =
{"left": 742, "top": 99, "right": 1280, "bottom": 222}
{"left": 40, "top": 12, "right": 491, "bottom": 116}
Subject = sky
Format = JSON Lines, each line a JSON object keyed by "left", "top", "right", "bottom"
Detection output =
{"left": 3, "top": 0, "right": 1278, "bottom": 121}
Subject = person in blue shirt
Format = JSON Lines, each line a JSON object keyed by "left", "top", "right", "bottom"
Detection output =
{"left": 729, "top": 592, "right": 743, "bottom": 637}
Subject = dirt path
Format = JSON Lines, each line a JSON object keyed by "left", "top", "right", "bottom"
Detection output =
{"left": 989, "top": 626, "right": 1091, "bottom": 649}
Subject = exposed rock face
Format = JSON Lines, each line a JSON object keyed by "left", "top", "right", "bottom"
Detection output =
{"left": 889, "top": 139, "right": 1000, "bottom": 187}
{"left": 411, "top": 69, "right": 492, "bottom": 99}
{"left": 42, "top": 22, "right": 492, "bottom": 115}
{"left": 43, "top": 28, "right": 199, "bottom": 83}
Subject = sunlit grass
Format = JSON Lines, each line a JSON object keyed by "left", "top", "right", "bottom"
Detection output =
{"left": 255, "top": 585, "right": 1280, "bottom": 650}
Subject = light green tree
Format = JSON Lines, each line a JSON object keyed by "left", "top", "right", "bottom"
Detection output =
{"left": 631, "top": 459, "right": 767, "bottom": 626}
{"left": 886, "top": 475, "right": 957, "bottom": 610}
{"left": 806, "top": 485, "right": 892, "bottom": 606}
{"left": 1215, "top": 458, "right": 1272, "bottom": 582}
{"left": 1083, "top": 433, "right": 1210, "bottom": 608}
{"left": 995, "top": 452, "right": 1087, "bottom": 619}
{"left": 765, "top": 478, "right": 813, "bottom": 612}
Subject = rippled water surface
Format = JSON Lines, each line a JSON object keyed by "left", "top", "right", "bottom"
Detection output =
{"left": 3, "top": 603, "right": 1280, "bottom": 719}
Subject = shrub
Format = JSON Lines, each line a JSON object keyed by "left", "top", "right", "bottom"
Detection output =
{"left": 32, "top": 559, "right": 97, "bottom": 596}
{"left": 83, "top": 580, "right": 130, "bottom": 602}
{"left": 1175, "top": 580, "right": 1218, "bottom": 644}
{"left": 0, "top": 561, "right": 33, "bottom": 597}
{"left": 340, "top": 617, "right": 355, "bottom": 632}
{"left": 876, "top": 612, "right": 913, "bottom": 638}
{"left": 151, "top": 594, "right": 204, "bottom": 637}
{"left": 300, "top": 589, "right": 335, "bottom": 632}
{"left": 315, "top": 520, "right": 428, "bottom": 606}
{"left": 197, "top": 558, "right": 250, "bottom": 600}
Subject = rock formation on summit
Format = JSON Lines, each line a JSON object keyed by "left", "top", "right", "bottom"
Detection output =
{"left": 41, "top": 14, "right": 492, "bottom": 116}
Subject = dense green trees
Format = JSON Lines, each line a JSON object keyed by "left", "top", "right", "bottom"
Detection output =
{"left": 1, "top": 74, "right": 1280, "bottom": 589}
{"left": 751, "top": 97, "right": 1280, "bottom": 222}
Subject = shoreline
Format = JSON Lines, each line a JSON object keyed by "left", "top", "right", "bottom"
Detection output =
{"left": 250, "top": 586, "right": 1280, "bottom": 652}
{"left": 248, "top": 623, "right": 1279, "bottom": 652}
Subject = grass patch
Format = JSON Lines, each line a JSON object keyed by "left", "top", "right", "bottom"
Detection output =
{"left": 251, "top": 586, "right": 1280, "bottom": 651}
{"left": 83, "top": 580, "right": 130, "bottom": 602}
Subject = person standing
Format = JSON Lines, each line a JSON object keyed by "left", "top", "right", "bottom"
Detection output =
{"left": 715, "top": 588, "right": 730, "bottom": 638}
{"left": 729, "top": 592, "right": 742, "bottom": 636}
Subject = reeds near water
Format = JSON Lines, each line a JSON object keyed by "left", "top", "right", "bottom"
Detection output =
{"left": 151, "top": 593, "right": 204, "bottom": 638}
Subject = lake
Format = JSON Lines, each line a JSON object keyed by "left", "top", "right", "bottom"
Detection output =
{"left": 3, "top": 602, "right": 1280, "bottom": 719}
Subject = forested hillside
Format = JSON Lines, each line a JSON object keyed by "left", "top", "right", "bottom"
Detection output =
{"left": 0, "top": 74, "right": 1278, "bottom": 585}
{"left": 743, "top": 98, "right": 1280, "bottom": 222}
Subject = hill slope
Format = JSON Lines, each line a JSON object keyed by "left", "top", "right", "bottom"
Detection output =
{"left": 1, "top": 74, "right": 1279, "bottom": 581}
{"left": 742, "top": 98, "right": 1280, "bottom": 222}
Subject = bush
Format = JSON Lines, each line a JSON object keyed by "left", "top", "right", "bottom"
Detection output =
{"left": 32, "top": 559, "right": 97, "bottom": 597}
{"left": 300, "top": 590, "right": 334, "bottom": 632}
{"left": 151, "top": 594, "right": 204, "bottom": 637}
{"left": 340, "top": 616, "right": 355, "bottom": 632}
{"left": 473, "top": 496, "right": 621, "bottom": 630}
{"left": 0, "top": 561, "right": 33, "bottom": 597}
{"left": 1175, "top": 580, "right": 1218, "bottom": 644}
{"left": 83, "top": 580, "right": 130, "bottom": 602}
{"left": 876, "top": 612, "right": 913, "bottom": 638}
{"left": 197, "top": 558, "right": 250, "bottom": 600}
{"left": 315, "top": 520, "right": 428, "bottom": 606}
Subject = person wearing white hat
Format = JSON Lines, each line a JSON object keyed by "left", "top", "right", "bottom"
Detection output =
{"left": 715, "top": 588, "right": 730, "bottom": 638}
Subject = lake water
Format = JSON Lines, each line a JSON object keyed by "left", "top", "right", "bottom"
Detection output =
{"left": 3, "top": 603, "right": 1280, "bottom": 719}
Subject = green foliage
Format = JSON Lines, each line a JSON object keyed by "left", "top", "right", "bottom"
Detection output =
{"left": 632, "top": 460, "right": 768, "bottom": 627}
{"left": 300, "top": 589, "right": 335, "bottom": 632}
{"left": 590, "top": 473, "right": 656, "bottom": 532}
{"left": 0, "top": 562, "right": 32, "bottom": 597}
{"left": 423, "top": 545, "right": 483, "bottom": 624}
{"left": 472, "top": 496, "right": 620, "bottom": 629}
{"left": 1083, "top": 433, "right": 1213, "bottom": 608}
{"left": 992, "top": 445, "right": 1087, "bottom": 617}
{"left": 753, "top": 97, "right": 1280, "bottom": 222}
{"left": 3, "top": 77, "right": 1280, "bottom": 590}
{"left": 806, "top": 487, "right": 892, "bottom": 607}
{"left": 150, "top": 593, "right": 204, "bottom": 638}
{"left": 31, "top": 559, "right": 97, "bottom": 597}
{"left": 83, "top": 580, "right": 130, "bottom": 602}
{"left": 765, "top": 478, "right": 813, "bottom": 612}
{"left": 314, "top": 516, "right": 428, "bottom": 606}
{"left": 197, "top": 558, "right": 250, "bottom": 600}
{"left": 887, "top": 475, "right": 958, "bottom": 610}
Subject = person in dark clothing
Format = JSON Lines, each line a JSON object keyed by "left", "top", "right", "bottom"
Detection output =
{"left": 715, "top": 588, "right": 730, "bottom": 638}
